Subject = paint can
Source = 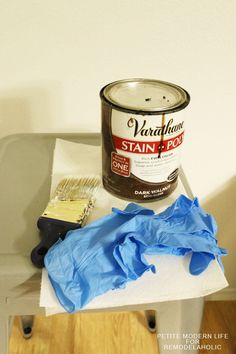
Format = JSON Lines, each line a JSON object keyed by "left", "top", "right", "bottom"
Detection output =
{"left": 100, "top": 78, "right": 190, "bottom": 201}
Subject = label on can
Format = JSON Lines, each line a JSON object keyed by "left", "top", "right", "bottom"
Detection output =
{"left": 111, "top": 110, "right": 184, "bottom": 184}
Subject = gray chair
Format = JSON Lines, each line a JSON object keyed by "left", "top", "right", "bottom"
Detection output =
{"left": 0, "top": 133, "right": 203, "bottom": 354}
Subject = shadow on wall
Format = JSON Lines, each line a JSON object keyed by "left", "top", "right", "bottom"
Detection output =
{"left": 0, "top": 82, "right": 63, "bottom": 138}
{"left": 202, "top": 176, "right": 236, "bottom": 288}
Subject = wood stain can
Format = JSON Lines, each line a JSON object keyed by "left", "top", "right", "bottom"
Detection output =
{"left": 100, "top": 78, "right": 190, "bottom": 201}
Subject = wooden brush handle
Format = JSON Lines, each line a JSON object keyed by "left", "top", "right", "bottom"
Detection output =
{"left": 31, "top": 217, "right": 80, "bottom": 268}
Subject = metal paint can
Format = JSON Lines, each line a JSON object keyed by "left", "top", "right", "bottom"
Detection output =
{"left": 100, "top": 78, "right": 190, "bottom": 201}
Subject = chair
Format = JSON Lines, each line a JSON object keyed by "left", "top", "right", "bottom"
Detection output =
{"left": 0, "top": 132, "right": 204, "bottom": 354}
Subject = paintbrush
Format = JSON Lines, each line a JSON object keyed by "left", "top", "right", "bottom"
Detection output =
{"left": 31, "top": 176, "right": 101, "bottom": 268}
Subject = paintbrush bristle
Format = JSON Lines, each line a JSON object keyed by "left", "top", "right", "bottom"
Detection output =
{"left": 52, "top": 177, "right": 101, "bottom": 201}
{"left": 42, "top": 176, "right": 101, "bottom": 225}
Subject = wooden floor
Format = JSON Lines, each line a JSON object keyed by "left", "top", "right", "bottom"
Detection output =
{"left": 200, "top": 301, "right": 236, "bottom": 354}
{"left": 9, "top": 301, "right": 236, "bottom": 354}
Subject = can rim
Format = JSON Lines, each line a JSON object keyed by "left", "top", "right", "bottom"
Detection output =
{"left": 100, "top": 78, "right": 190, "bottom": 115}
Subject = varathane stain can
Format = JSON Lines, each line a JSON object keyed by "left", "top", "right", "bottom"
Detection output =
{"left": 100, "top": 78, "right": 190, "bottom": 201}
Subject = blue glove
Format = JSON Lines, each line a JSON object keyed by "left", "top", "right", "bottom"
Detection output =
{"left": 45, "top": 195, "right": 227, "bottom": 312}
{"left": 45, "top": 202, "right": 155, "bottom": 312}
{"left": 113, "top": 196, "right": 227, "bottom": 276}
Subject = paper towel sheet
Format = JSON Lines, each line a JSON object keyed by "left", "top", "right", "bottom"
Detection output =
{"left": 40, "top": 139, "right": 228, "bottom": 315}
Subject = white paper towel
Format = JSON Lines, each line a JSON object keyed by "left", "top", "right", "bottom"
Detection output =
{"left": 40, "top": 139, "right": 228, "bottom": 315}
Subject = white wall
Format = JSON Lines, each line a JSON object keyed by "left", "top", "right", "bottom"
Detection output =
{"left": 0, "top": 0, "right": 235, "bottom": 290}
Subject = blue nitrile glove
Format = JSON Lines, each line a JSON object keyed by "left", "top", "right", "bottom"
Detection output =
{"left": 113, "top": 196, "right": 227, "bottom": 276}
{"left": 45, "top": 203, "right": 155, "bottom": 312}
{"left": 45, "top": 195, "right": 227, "bottom": 313}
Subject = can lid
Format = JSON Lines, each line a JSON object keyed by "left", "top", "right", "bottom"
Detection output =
{"left": 101, "top": 78, "right": 190, "bottom": 114}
